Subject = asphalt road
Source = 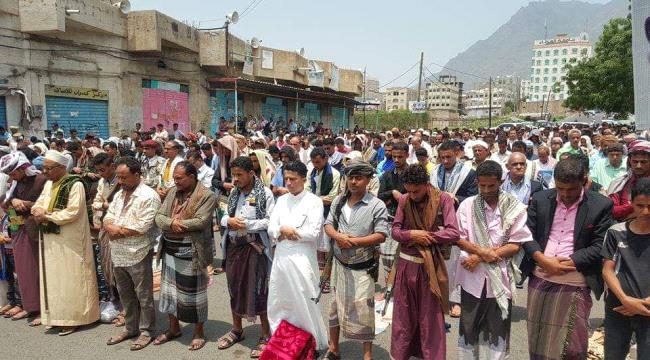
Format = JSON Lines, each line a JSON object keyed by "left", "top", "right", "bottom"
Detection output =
{"left": 0, "top": 242, "right": 606, "bottom": 360}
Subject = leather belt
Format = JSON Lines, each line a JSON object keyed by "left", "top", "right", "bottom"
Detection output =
{"left": 399, "top": 252, "right": 424, "bottom": 264}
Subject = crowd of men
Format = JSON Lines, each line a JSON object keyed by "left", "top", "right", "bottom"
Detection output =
{"left": 0, "top": 119, "right": 648, "bottom": 360}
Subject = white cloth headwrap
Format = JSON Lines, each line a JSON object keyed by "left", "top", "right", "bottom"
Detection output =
{"left": 1, "top": 151, "right": 41, "bottom": 204}
{"left": 472, "top": 140, "right": 489, "bottom": 150}
{"left": 0, "top": 152, "right": 40, "bottom": 176}
{"left": 44, "top": 150, "right": 69, "bottom": 166}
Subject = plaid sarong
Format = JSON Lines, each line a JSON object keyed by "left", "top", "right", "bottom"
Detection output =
{"left": 328, "top": 259, "right": 375, "bottom": 342}
{"left": 527, "top": 276, "right": 592, "bottom": 360}
{"left": 158, "top": 236, "right": 208, "bottom": 323}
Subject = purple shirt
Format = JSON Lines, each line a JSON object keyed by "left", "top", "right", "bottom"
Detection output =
{"left": 456, "top": 196, "right": 533, "bottom": 299}
{"left": 391, "top": 191, "right": 460, "bottom": 257}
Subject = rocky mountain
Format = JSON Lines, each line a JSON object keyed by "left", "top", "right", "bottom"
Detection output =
{"left": 435, "top": 0, "right": 629, "bottom": 89}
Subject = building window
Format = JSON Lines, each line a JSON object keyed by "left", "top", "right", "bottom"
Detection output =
{"left": 553, "top": 59, "right": 558, "bottom": 65}
{"left": 545, "top": 50, "right": 550, "bottom": 56}
{"left": 562, "top": 49, "right": 568, "bottom": 55}
{"left": 552, "top": 76, "right": 557, "bottom": 82}
{"left": 553, "top": 49, "right": 559, "bottom": 56}
{"left": 572, "top": 48, "right": 578, "bottom": 54}
{"left": 543, "top": 85, "right": 547, "bottom": 91}
{"left": 534, "top": 86, "right": 539, "bottom": 92}
{"left": 537, "top": 60, "right": 541, "bottom": 66}
{"left": 543, "top": 77, "right": 548, "bottom": 83}
{"left": 552, "top": 68, "right": 557, "bottom": 74}
{"left": 536, "top": 69, "right": 541, "bottom": 75}
{"left": 544, "top": 60, "right": 550, "bottom": 65}
{"left": 537, "top": 51, "right": 541, "bottom": 57}
{"left": 544, "top": 68, "right": 549, "bottom": 74}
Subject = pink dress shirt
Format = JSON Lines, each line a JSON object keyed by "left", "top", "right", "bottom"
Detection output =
{"left": 456, "top": 196, "right": 533, "bottom": 299}
{"left": 533, "top": 191, "right": 587, "bottom": 286}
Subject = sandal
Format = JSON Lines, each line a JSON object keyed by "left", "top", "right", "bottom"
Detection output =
{"left": 153, "top": 330, "right": 182, "bottom": 346}
{"left": 130, "top": 334, "right": 152, "bottom": 351}
{"left": 4, "top": 306, "right": 22, "bottom": 318}
{"left": 217, "top": 329, "right": 244, "bottom": 350}
{"left": 107, "top": 331, "right": 138, "bottom": 345}
{"left": 112, "top": 314, "right": 125, "bottom": 327}
{"left": 58, "top": 326, "right": 77, "bottom": 336}
{"left": 11, "top": 310, "right": 29, "bottom": 321}
{"left": 28, "top": 317, "right": 42, "bottom": 327}
{"left": 188, "top": 336, "right": 206, "bottom": 351}
{"left": 323, "top": 350, "right": 341, "bottom": 360}
{"left": 250, "top": 337, "right": 269, "bottom": 358}
{"left": 0, "top": 304, "right": 12, "bottom": 315}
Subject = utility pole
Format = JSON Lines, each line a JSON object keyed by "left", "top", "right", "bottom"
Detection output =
{"left": 416, "top": 51, "right": 424, "bottom": 129}
{"left": 488, "top": 76, "right": 493, "bottom": 128}
{"left": 363, "top": 66, "right": 367, "bottom": 129}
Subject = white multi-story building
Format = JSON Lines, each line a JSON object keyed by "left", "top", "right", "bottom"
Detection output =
{"left": 384, "top": 87, "right": 418, "bottom": 112}
{"left": 529, "top": 33, "right": 593, "bottom": 102}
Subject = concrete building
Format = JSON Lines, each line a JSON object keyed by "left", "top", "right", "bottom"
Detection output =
{"left": 463, "top": 75, "right": 521, "bottom": 118}
{"left": 384, "top": 87, "right": 417, "bottom": 112}
{"left": 0, "top": 0, "right": 362, "bottom": 137}
{"left": 463, "top": 87, "right": 516, "bottom": 118}
{"left": 529, "top": 33, "right": 593, "bottom": 102}
{"left": 423, "top": 75, "right": 463, "bottom": 119}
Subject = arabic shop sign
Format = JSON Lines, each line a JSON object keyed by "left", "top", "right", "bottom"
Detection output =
{"left": 45, "top": 85, "right": 109, "bottom": 101}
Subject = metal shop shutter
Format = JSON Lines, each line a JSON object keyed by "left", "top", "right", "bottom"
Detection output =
{"left": 45, "top": 96, "right": 109, "bottom": 138}
{"left": 0, "top": 97, "right": 6, "bottom": 129}
{"left": 261, "top": 97, "right": 288, "bottom": 129}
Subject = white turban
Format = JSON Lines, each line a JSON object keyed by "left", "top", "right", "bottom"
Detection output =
{"left": 44, "top": 150, "right": 69, "bottom": 166}
{"left": 472, "top": 140, "right": 489, "bottom": 150}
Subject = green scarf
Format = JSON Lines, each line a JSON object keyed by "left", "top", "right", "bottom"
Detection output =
{"left": 41, "top": 175, "right": 87, "bottom": 234}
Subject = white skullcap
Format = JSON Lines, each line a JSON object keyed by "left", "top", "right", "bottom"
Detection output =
{"left": 44, "top": 150, "right": 69, "bottom": 166}
{"left": 472, "top": 140, "right": 489, "bottom": 150}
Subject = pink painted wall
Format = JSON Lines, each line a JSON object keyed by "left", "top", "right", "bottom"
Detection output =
{"left": 142, "top": 88, "right": 190, "bottom": 134}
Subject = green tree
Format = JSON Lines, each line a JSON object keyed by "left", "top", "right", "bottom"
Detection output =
{"left": 353, "top": 109, "right": 427, "bottom": 131}
{"left": 502, "top": 101, "right": 515, "bottom": 115}
{"left": 564, "top": 17, "right": 633, "bottom": 117}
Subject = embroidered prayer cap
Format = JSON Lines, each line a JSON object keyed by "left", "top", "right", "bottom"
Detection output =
{"left": 44, "top": 150, "right": 69, "bottom": 166}
{"left": 142, "top": 139, "right": 158, "bottom": 148}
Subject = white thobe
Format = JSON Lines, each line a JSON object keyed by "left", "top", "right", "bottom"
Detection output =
{"left": 267, "top": 190, "right": 328, "bottom": 349}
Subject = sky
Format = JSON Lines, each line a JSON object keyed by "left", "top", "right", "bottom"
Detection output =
{"left": 133, "top": 0, "right": 610, "bottom": 88}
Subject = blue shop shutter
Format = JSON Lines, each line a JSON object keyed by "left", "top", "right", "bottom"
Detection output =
{"left": 0, "top": 97, "right": 6, "bottom": 128}
{"left": 45, "top": 96, "right": 109, "bottom": 138}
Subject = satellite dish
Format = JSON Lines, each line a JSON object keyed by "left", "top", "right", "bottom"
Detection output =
{"left": 226, "top": 11, "right": 239, "bottom": 25}
{"left": 250, "top": 37, "right": 261, "bottom": 49}
{"left": 112, "top": 0, "right": 130, "bottom": 14}
{"left": 296, "top": 48, "right": 305, "bottom": 57}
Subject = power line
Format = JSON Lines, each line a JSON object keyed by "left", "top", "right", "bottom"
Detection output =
{"left": 426, "top": 60, "right": 488, "bottom": 81}
{"left": 377, "top": 61, "right": 420, "bottom": 90}
{"left": 240, "top": 0, "right": 266, "bottom": 20}
{"left": 239, "top": 0, "right": 261, "bottom": 18}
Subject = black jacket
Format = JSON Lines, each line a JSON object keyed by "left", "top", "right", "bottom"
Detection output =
{"left": 456, "top": 170, "right": 478, "bottom": 206}
{"left": 377, "top": 169, "right": 406, "bottom": 217}
{"left": 522, "top": 189, "right": 614, "bottom": 299}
